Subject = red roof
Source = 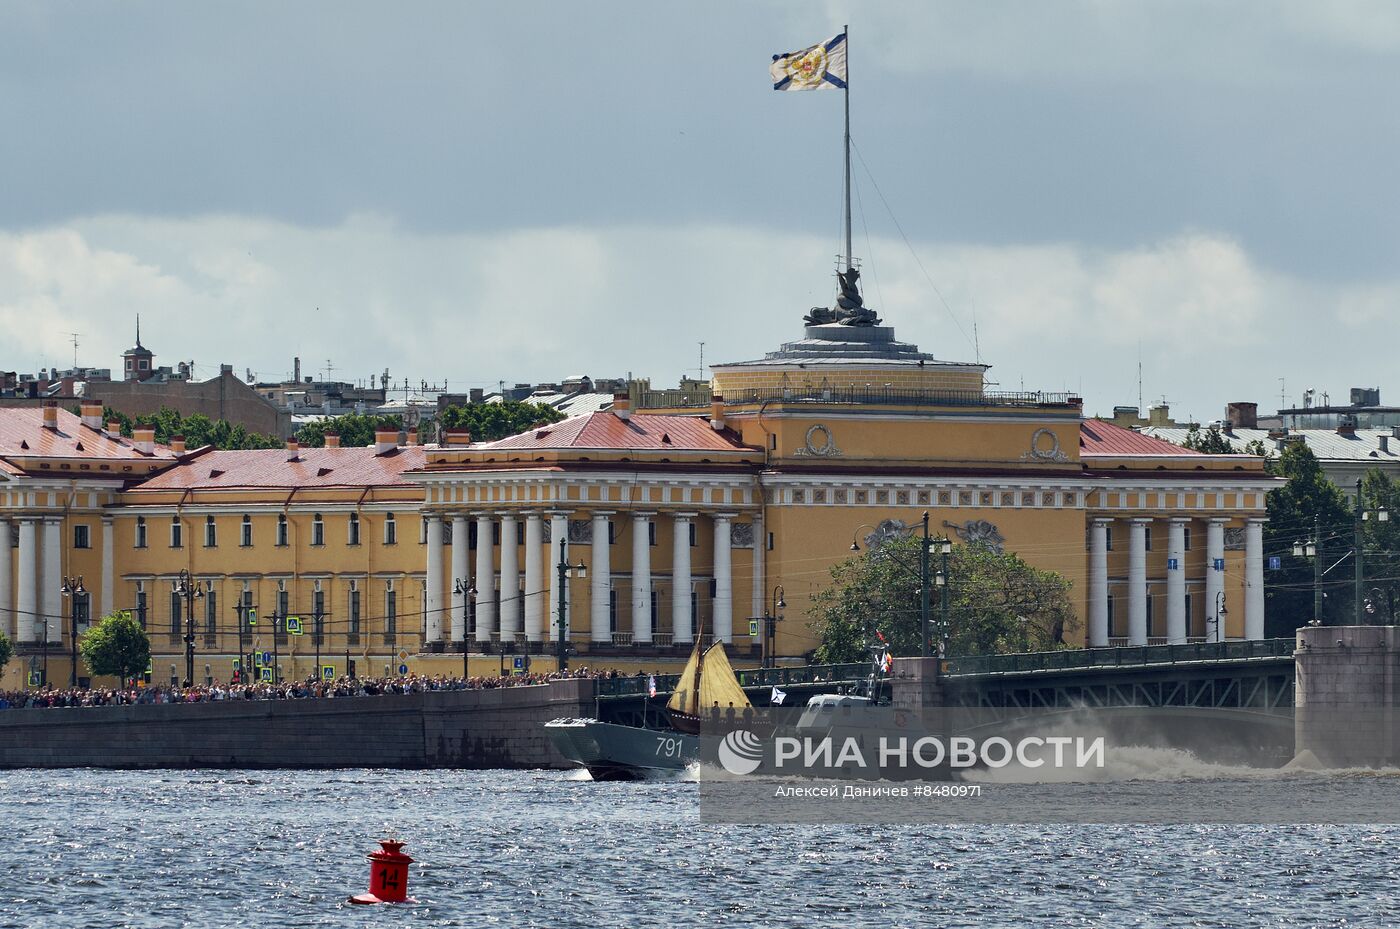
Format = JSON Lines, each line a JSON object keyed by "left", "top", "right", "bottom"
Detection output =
{"left": 1080, "top": 419, "right": 1200, "bottom": 457}
{"left": 131, "top": 446, "right": 428, "bottom": 491}
{"left": 0, "top": 407, "right": 179, "bottom": 461}
{"left": 474, "top": 412, "right": 751, "bottom": 452}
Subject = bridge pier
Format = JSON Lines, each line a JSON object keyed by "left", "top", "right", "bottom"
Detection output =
{"left": 889, "top": 657, "right": 944, "bottom": 710}
{"left": 1295, "top": 626, "right": 1400, "bottom": 768}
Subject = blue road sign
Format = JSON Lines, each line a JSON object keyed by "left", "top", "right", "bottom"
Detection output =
{"left": 260, "top": 667, "right": 273, "bottom": 682}
{"left": 1213, "top": 558, "right": 1225, "bottom": 571}
{"left": 1268, "top": 556, "right": 1282, "bottom": 570}
{"left": 397, "top": 663, "right": 409, "bottom": 676}
{"left": 512, "top": 657, "right": 524, "bottom": 670}
{"left": 1167, "top": 558, "right": 1179, "bottom": 570}
{"left": 260, "top": 651, "right": 272, "bottom": 667}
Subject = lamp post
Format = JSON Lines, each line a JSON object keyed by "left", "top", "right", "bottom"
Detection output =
{"left": 849, "top": 516, "right": 949, "bottom": 660}
{"left": 933, "top": 536, "right": 952, "bottom": 656}
{"left": 1293, "top": 517, "right": 1322, "bottom": 625}
{"left": 453, "top": 578, "right": 476, "bottom": 679}
{"left": 764, "top": 585, "right": 786, "bottom": 669}
{"left": 1211, "top": 592, "right": 1228, "bottom": 643}
{"left": 554, "top": 548, "right": 587, "bottom": 672}
{"left": 232, "top": 600, "right": 258, "bottom": 685}
{"left": 1356, "top": 479, "right": 1390, "bottom": 625}
{"left": 172, "top": 569, "right": 203, "bottom": 687}
{"left": 60, "top": 575, "right": 86, "bottom": 687}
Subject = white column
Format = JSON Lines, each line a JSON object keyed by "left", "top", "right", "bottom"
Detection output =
{"left": 1245, "top": 518, "right": 1266, "bottom": 641}
{"left": 498, "top": 513, "right": 520, "bottom": 643}
{"left": 42, "top": 518, "right": 62, "bottom": 643}
{"left": 0, "top": 519, "right": 11, "bottom": 641}
{"left": 1206, "top": 519, "right": 1226, "bottom": 642}
{"left": 16, "top": 519, "right": 36, "bottom": 642}
{"left": 672, "top": 514, "right": 694, "bottom": 644}
{"left": 425, "top": 515, "right": 444, "bottom": 644}
{"left": 713, "top": 514, "right": 733, "bottom": 643}
{"left": 100, "top": 517, "right": 114, "bottom": 621}
{"left": 1088, "top": 519, "right": 1109, "bottom": 647}
{"left": 631, "top": 513, "right": 653, "bottom": 644}
{"left": 1166, "top": 518, "right": 1188, "bottom": 645}
{"left": 524, "top": 513, "right": 544, "bottom": 643}
{"left": 451, "top": 515, "right": 470, "bottom": 644}
{"left": 548, "top": 513, "right": 567, "bottom": 642}
{"left": 591, "top": 512, "right": 612, "bottom": 643}
{"left": 474, "top": 514, "right": 495, "bottom": 645}
{"left": 1127, "top": 518, "right": 1148, "bottom": 646}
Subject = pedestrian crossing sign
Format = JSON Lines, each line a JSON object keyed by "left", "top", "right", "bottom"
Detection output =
{"left": 27, "top": 671, "right": 41, "bottom": 687}
{"left": 247, "top": 610, "right": 257, "bottom": 627}
{"left": 749, "top": 619, "right": 760, "bottom": 637}
{"left": 260, "top": 667, "right": 273, "bottom": 682}
{"left": 286, "top": 616, "right": 304, "bottom": 635}
{"left": 321, "top": 665, "right": 335, "bottom": 681}
{"left": 232, "top": 658, "right": 241, "bottom": 670}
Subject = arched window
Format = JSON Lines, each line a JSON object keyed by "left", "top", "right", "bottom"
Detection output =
{"left": 276, "top": 514, "right": 288, "bottom": 547}
{"left": 240, "top": 514, "right": 253, "bottom": 547}
{"left": 312, "top": 513, "right": 325, "bottom": 546}
{"left": 348, "top": 512, "right": 361, "bottom": 546}
{"left": 204, "top": 515, "right": 217, "bottom": 548}
{"left": 384, "top": 513, "right": 397, "bottom": 546}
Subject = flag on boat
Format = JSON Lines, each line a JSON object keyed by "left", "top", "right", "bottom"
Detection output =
{"left": 771, "top": 686, "right": 787, "bottom": 705}
{"left": 648, "top": 675, "right": 657, "bottom": 698}
{"left": 771, "top": 32, "right": 847, "bottom": 91}
{"left": 880, "top": 652, "right": 893, "bottom": 673}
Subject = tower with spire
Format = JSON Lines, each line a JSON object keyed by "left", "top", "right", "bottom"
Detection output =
{"left": 122, "top": 315, "right": 155, "bottom": 382}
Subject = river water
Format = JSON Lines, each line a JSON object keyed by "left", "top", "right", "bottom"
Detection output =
{"left": 1, "top": 768, "right": 1397, "bottom": 928}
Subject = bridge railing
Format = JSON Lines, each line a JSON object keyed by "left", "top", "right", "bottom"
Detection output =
{"left": 944, "top": 638, "right": 1295, "bottom": 676}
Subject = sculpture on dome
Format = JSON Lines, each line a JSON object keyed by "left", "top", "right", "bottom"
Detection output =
{"left": 802, "top": 266, "right": 882, "bottom": 327}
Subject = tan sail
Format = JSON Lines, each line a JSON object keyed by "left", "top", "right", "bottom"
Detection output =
{"left": 666, "top": 640, "right": 703, "bottom": 715}
{"left": 697, "top": 643, "right": 752, "bottom": 714}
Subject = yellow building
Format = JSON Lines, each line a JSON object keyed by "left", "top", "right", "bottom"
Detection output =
{"left": 0, "top": 312, "right": 1277, "bottom": 689}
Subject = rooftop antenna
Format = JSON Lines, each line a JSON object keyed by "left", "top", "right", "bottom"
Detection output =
{"left": 972, "top": 315, "right": 981, "bottom": 364}
{"left": 69, "top": 332, "right": 80, "bottom": 368}
{"left": 1279, "top": 377, "right": 1286, "bottom": 409}
{"left": 324, "top": 358, "right": 335, "bottom": 382}
{"left": 1136, "top": 343, "right": 1143, "bottom": 415}
{"left": 697, "top": 341, "right": 705, "bottom": 380}
{"left": 135, "top": 314, "right": 141, "bottom": 348}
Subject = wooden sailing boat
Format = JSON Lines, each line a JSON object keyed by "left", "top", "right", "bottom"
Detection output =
{"left": 665, "top": 635, "right": 752, "bottom": 734}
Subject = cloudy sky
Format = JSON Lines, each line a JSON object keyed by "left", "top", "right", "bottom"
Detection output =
{"left": 2, "top": 1, "right": 1397, "bottom": 421}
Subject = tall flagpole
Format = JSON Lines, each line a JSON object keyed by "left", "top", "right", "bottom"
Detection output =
{"left": 843, "top": 23, "right": 852, "bottom": 273}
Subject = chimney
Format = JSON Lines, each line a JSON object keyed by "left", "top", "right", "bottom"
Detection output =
{"left": 1380, "top": 435, "right": 1391, "bottom": 455}
{"left": 80, "top": 401, "right": 103, "bottom": 430}
{"left": 442, "top": 428, "right": 473, "bottom": 446}
{"left": 613, "top": 392, "right": 631, "bottom": 421}
{"left": 132, "top": 426, "right": 155, "bottom": 455}
{"left": 710, "top": 395, "right": 726, "bottom": 431}
{"left": 169, "top": 435, "right": 186, "bottom": 455}
{"left": 323, "top": 431, "right": 341, "bottom": 448}
{"left": 293, "top": 356, "right": 301, "bottom": 383}
{"left": 41, "top": 402, "right": 58, "bottom": 431}
{"left": 374, "top": 428, "right": 398, "bottom": 455}
{"left": 407, "top": 428, "right": 419, "bottom": 446}
{"left": 106, "top": 419, "right": 123, "bottom": 438}
{"left": 286, "top": 438, "right": 300, "bottom": 461}
{"left": 1226, "top": 401, "right": 1258, "bottom": 430}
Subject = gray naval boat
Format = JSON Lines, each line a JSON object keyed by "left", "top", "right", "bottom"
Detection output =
{"left": 546, "top": 640, "right": 890, "bottom": 780}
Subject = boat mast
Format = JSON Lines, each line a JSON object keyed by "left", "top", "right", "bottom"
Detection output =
{"left": 842, "top": 23, "right": 852, "bottom": 273}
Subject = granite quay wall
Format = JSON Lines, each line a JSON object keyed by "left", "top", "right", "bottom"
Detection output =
{"left": 1295, "top": 625, "right": 1400, "bottom": 767}
{"left": 0, "top": 679, "right": 596, "bottom": 769}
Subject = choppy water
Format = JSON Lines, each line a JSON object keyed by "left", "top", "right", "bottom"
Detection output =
{"left": 2, "top": 768, "right": 1398, "bottom": 928}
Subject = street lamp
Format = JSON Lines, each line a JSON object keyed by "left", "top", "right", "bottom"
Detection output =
{"left": 1211, "top": 592, "right": 1228, "bottom": 643}
{"left": 453, "top": 578, "right": 476, "bottom": 679}
{"left": 554, "top": 548, "right": 587, "bottom": 672}
{"left": 849, "top": 515, "right": 948, "bottom": 660}
{"left": 763, "top": 585, "right": 786, "bottom": 669}
{"left": 60, "top": 575, "right": 86, "bottom": 687}
{"left": 1293, "top": 515, "right": 1324, "bottom": 626}
{"left": 172, "top": 569, "right": 204, "bottom": 687}
{"left": 1356, "top": 479, "right": 1391, "bottom": 625}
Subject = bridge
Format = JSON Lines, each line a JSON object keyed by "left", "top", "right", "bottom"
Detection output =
{"left": 594, "top": 638, "right": 1297, "bottom": 726}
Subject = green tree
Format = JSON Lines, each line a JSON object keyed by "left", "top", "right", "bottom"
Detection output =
{"left": 1263, "top": 442, "right": 1352, "bottom": 635}
{"left": 296, "top": 412, "right": 403, "bottom": 447}
{"left": 100, "top": 406, "right": 280, "bottom": 450}
{"left": 1360, "top": 468, "right": 1400, "bottom": 623}
{"left": 79, "top": 611, "right": 151, "bottom": 686}
{"left": 1178, "top": 423, "right": 1236, "bottom": 454}
{"left": 811, "top": 535, "right": 1074, "bottom": 663}
{"left": 437, "top": 401, "right": 564, "bottom": 442}
{"left": 0, "top": 630, "right": 11, "bottom": 677}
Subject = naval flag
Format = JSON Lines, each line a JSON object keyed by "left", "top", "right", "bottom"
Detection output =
{"left": 771, "top": 33, "right": 847, "bottom": 91}
{"left": 648, "top": 675, "right": 657, "bottom": 698}
{"left": 771, "top": 686, "right": 788, "bottom": 706}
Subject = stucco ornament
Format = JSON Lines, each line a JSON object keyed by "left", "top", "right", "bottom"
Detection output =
{"left": 863, "top": 519, "right": 910, "bottom": 549}
{"left": 942, "top": 518, "right": 1005, "bottom": 554}
{"left": 1020, "top": 427, "right": 1069, "bottom": 464}
{"left": 792, "top": 423, "right": 842, "bottom": 458}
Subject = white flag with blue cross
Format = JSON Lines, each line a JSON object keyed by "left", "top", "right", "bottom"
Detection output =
{"left": 771, "top": 33, "right": 847, "bottom": 91}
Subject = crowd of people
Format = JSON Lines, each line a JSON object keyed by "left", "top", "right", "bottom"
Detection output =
{"left": 0, "top": 666, "right": 641, "bottom": 710}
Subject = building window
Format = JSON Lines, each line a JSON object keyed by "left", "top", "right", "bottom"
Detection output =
{"left": 1144, "top": 527, "right": 1152, "bottom": 552}
{"left": 1106, "top": 594, "right": 1115, "bottom": 638}
{"left": 170, "top": 590, "right": 183, "bottom": 636}
{"left": 1184, "top": 527, "right": 1192, "bottom": 551}
{"left": 241, "top": 515, "right": 252, "bottom": 547}
{"left": 313, "top": 589, "right": 325, "bottom": 644}
{"left": 689, "top": 523, "right": 697, "bottom": 547}
{"left": 648, "top": 521, "right": 657, "bottom": 547}
{"left": 492, "top": 522, "right": 500, "bottom": 545}
{"left": 385, "top": 586, "right": 398, "bottom": 639}
{"left": 73, "top": 524, "right": 91, "bottom": 549}
{"left": 650, "top": 590, "right": 659, "bottom": 625}
{"left": 74, "top": 591, "right": 90, "bottom": 628}
{"left": 767, "top": 531, "right": 774, "bottom": 552}
{"left": 241, "top": 587, "right": 253, "bottom": 631}
{"left": 384, "top": 513, "right": 397, "bottom": 546}
{"left": 348, "top": 513, "right": 361, "bottom": 546}
{"left": 608, "top": 588, "right": 618, "bottom": 634}
{"left": 136, "top": 583, "right": 147, "bottom": 628}
{"left": 1105, "top": 527, "right": 1113, "bottom": 552}
{"left": 205, "top": 587, "right": 218, "bottom": 636}
{"left": 135, "top": 517, "right": 147, "bottom": 549}
{"left": 1185, "top": 593, "right": 1193, "bottom": 635}
{"left": 170, "top": 518, "right": 183, "bottom": 549}
{"left": 420, "top": 517, "right": 429, "bottom": 545}
{"left": 276, "top": 514, "right": 288, "bottom": 547}
{"left": 443, "top": 520, "right": 453, "bottom": 545}
{"left": 204, "top": 515, "right": 217, "bottom": 548}
{"left": 312, "top": 514, "right": 324, "bottom": 546}
{"left": 608, "top": 522, "right": 617, "bottom": 545}
{"left": 1146, "top": 592, "right": 1154, "bottom": 637}
{"left": 349, "top": 585, "right": 361, "bottom": 637}
{"left": 469, "top": 521, "right": 478, "bottom": 549}
{"left": 769, "top": 433, "right": 777, "bottom": 450}
{"left": 277, "top": 588, "right": 289, "bottom": 641}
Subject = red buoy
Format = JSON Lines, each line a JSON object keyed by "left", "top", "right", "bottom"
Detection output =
{"left": 348, "top": 839, "right": 416, "bottom": 905}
